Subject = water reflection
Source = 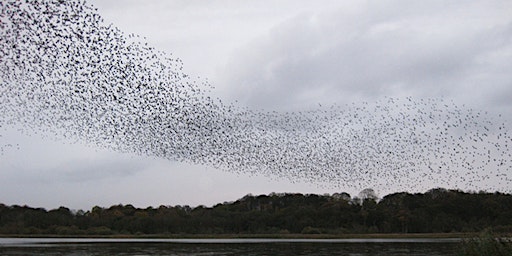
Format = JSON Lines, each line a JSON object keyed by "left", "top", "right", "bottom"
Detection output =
{"left": 0, "top": 238, "right": 457, "bottom": 256}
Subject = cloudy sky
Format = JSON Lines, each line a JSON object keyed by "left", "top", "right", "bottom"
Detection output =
{"left": 1, "top": 0, "right": 512, "bottom": 211}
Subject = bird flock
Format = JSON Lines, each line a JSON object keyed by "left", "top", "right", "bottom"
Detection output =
{"left": 1, "top": 0, "right": 510, "bottom": 193}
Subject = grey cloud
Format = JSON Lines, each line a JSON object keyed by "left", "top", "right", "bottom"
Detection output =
{"left": 219, "top": 1, "right": 512, "bottom": 112}
{"left": 2, "top": 0, "right": 511, "bottom": 211}
{"left": 53, "top": 158, "right": 146, "bottom": 183}
{"left": 4, "top": 154, "right": 147, "bottom": 184}
{"left": 0, "top": 130, "right": 147, "bottom": 184}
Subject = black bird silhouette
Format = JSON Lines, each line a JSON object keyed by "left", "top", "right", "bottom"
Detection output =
{"left": 0, "top": 0, "right": 510, "bottom": 193}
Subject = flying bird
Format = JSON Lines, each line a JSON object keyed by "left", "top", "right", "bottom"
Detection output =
{"left": 0, "top": 0, "right": 510, "bottom": 193}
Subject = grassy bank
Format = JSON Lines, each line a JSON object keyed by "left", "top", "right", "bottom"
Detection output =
{"left": 457, "top": 231, "right": 512, "bottom": 256}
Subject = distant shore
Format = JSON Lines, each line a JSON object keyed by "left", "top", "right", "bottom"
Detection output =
{"left": 2, "top": 189, "right": 512, "bottom": 236}
{"left": 0, "top": 232, "right": 489, "bottom": 239}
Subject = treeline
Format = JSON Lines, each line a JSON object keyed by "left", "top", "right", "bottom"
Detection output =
{"left": 1, "top": 188, "right": 511, "bottom": 236}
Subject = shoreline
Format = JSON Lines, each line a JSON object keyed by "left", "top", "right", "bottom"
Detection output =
{"left": 0, "top": 232, "right": 486, "bottom": 239}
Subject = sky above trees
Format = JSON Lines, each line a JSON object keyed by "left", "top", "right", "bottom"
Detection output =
{"left": 1, "top": 0, "right": 511, "bottom": 210}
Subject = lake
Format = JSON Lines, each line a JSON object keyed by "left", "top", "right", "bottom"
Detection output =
{"left": 0, "top": 238, "right": 460, "bottom": 255}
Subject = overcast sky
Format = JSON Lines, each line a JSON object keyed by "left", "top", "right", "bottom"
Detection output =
{"left": 1, "top": 0, "right": 512, "bottom": 211}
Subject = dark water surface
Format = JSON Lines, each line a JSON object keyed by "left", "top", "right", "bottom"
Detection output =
{"left": 0, "top": 238, "right": 458, "bottom": 255}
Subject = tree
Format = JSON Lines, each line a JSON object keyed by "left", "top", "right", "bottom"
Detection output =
{"left": 358, "top": 188, "right": 379, "bottom": 202}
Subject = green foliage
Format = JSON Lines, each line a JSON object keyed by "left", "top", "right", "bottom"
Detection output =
{"left": 457, "top": 230, "right": 512, "bottom": 256}
{"left": 301, "top": 226, "right": 322, "bottom": 234}
{"left": 0, "top": 189, "right": 511, "bottom": 236}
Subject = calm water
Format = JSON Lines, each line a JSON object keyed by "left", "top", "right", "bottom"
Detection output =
{"left": 0, "top": 238, "right": 459, "bottom": 255}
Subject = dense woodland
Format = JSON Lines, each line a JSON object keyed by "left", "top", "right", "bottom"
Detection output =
{"left": 1, "top": 188, "right": 511, "bottom": 236}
